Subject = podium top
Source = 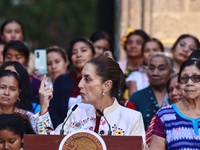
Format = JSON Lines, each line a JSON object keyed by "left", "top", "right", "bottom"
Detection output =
{"left": 24, "top": 134, "right": 142, "bottom": 150}
{"left": 59, "top": 130, "right": 107, "bottom": 150}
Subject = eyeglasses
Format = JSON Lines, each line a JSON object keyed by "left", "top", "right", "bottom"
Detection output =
{"left": 179, "top": 75, "right": 200, "bottom": 84}
{"left": 177, "top": 43, "right": 196, "bottom": 51}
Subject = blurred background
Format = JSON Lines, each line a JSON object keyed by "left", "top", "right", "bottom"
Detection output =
{"left": 1, "top": 0, "right": 200, "bottom": 60}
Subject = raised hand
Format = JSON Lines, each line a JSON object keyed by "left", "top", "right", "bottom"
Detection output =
{"left": 39, "top": 75, "right": 53, "bottom": 115}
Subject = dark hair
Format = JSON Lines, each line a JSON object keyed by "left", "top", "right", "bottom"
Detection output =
{"left": 166, "top": 73, "right": 179, "bottom": 93}
{"left": 87, "top": 56, "right": 125, "bottom": 97}
{"left": 142, "top": 38, "right": 164, "bottom": 54}
{"left": 0, "top": 39, "right": 6, "bottom": 45}
{"left": 0, "top": 114, "right": 25, "bottom": 138}
{"left": 0, "top": 61, "right": 34, "bottom": 111}
{"left": 188, "top": 48, "right": 200, "bottom": 59}
{"left": 67, "top": 37, "right": 95, "bottom": 65}
{"left": 171, "top": 34, "right": 200, "bottom": 51}
{"left": 3, "top": 40, "right": 30, "bottom": 62}
{"left": 46, "top": 45, "right": 67, "bottom": 62}
{"left": 0, "top": 19, "right": 25, "bottom": 41}
{"left": 0, "top": 69, "right": 21, "bottom": 89}
{"left": 90, "top": 31, "right": 111, "bottom": 48}
{"left": 178, "top": 59, "right": 200, "bottom": 83}
{"left": 124, "top": 29, "right": 150, "bottom": 49}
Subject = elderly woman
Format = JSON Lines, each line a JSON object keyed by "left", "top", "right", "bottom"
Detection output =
{"left": 130, "top": 53, "right": 174, "bottom": 130}
{"left": 146, "top": 73, "right": 182, "bottom": 146}
{"left": 150, "top": 58, "right": 200, "bottom": 149}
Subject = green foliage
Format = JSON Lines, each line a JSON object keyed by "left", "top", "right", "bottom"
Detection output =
{"left": 0, "top": 0, "right": 97, "bottom": 50}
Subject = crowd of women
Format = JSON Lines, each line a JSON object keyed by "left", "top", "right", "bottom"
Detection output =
{"left": 0, "top": 18, "right": 200, "bottom": 150}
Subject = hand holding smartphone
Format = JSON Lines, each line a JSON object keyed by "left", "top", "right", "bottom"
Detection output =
{"left": 34, "top": 49, "right": 47, "bottom": 75}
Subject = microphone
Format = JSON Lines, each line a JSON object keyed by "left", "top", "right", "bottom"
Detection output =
{"left": 96, "top": 109, "right": 112, "bottom": 136}
{"left": 60, "top": 104, "right": 78, "bottom": 135}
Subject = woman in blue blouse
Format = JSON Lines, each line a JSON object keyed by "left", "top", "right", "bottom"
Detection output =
{"left": 150, "top": 57, "right": 200, "bottom": 149}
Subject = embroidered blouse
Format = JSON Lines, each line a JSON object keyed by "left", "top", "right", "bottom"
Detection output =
{"left": 54, "top": 99, "right": 146, "bottom": 143}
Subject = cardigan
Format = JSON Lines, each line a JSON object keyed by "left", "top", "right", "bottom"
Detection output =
{"left": 130, "top": 86, "right": 168, "bottom": 130}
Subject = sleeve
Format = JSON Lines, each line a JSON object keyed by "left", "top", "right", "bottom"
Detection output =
{"left": 29, "top": 112, "right": 54, "bottom": 135}
{"left": 125, "top": 72, "right": 135, "bottom": 82}
{"left": 130, "top": 111, "right": 146, "bottom": 143}
{"left": 152, "top": 114, "right": 166, "bottom": 138}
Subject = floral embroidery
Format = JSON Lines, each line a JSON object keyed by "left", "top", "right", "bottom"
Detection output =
{"left": 115, "top": 128, "right": 125, "bottom": 136}
{"left": 71, "top": 117, "right": 96, "bottom": 130}
{"left": 99, "top": 130, "right": 105, "bottom": 136}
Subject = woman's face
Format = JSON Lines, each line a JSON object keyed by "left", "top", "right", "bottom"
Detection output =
{"left": 1, "top": 22, "right": 24, "bottom": 43}
{"left": 0, "top": 129, "right": 23, "bottom": 150}
{"left": 125, "top": 34, "right": 144, "bottom": 58}
{"left": 71, "top": 41, "right": 94, "bottom": 71}
{"left": 172, "top": 37, "right": 197, "bottom": 64}
{"left": 168, "top": 76, "right": 182, "bottom": 104}
{"left": 47, "top": 51, "right": 68, "bottom": 82}
{"left": 147, "top": 56, "right": 171, "bottom": 87}
{"left": 4, "top": 48, "right": 28, "bottom": 67}
{"left": 143, "top": 41, "right": 162, "bottom": 65}
{"left": 179, "top": 65, "right": 200, "bottom": 100}
{"left": 93, "top": 39, "right": 110, "bottom": 57}
{"left": 78, "top": 63, "right": 104, "bottom": 105}
{"left": 0, "top": 76, "right": 20, "bottom": 108}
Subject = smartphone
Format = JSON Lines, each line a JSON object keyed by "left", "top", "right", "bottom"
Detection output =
{"left": 34, "top": 49, "right": 47, "bottom": 75}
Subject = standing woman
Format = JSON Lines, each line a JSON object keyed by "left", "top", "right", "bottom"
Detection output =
{"left": 3, "top": 40, "right": 41, "bottom": 105}
{"left": 171, "top": 34, "right": 199, "bottom": 72}
{"left": 90, "top": 31, "right": 112, "bottom": 57}
{"left": 119, "top": 29, "right": 150, "bottom": 74}
{"left": 53, "top": 56, "right": 146, "bottom": 143}
{"left": 150, "top": 58, "right": 200, "bottom": 149}
{"left": 46, "top": 45, "right": 69, "bottom": 87}
{"left": 126, "top": 38, "right": 164, "bottom": 96}
{"left": 0, "top": 70, "right": 53, "bottom": 134}
{"left": 119, "top": 29, "right": 150, "bottom": 99}
{"left": 49, "top": 37, "right": 95, "bottom": 128}
{"left": 130, "top": 53, "right": 174, "bottom": 130}
{"left": 0, "top": 19, "right": 25, "bottom": 43}
{"left": 0, "top": 61, "right": 40, "bottom": 114}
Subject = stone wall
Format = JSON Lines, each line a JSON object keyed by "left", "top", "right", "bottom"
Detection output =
{"left": 119, "top": 0, "right": 200, "bottom": 60}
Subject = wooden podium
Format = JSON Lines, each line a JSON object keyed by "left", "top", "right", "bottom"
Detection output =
{"left": 23, "top": 134, "right": 142, "bottom": 150}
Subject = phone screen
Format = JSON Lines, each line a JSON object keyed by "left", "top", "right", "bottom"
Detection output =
{"left": 34, "top": 49, "right": 47, "bottom": 75}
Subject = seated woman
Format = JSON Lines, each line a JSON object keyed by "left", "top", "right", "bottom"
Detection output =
{"left": 47, "top": 56, "right": 145, "bottom": 142}
{"left": 0, "top": 114, "right": 25, "bottom": 150}
{"left": 0, "top": 70, "right": 53, "bottom": 134}
{"left": 150, "top": 58, "right": 200, "bottom": 149}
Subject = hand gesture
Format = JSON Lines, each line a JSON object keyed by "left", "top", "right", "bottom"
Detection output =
{"left": 39, "top": 75, "right": 53, "bottom": 115}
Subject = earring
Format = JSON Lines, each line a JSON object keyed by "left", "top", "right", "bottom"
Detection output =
{"left": 17, "top": 98, "right": 20, "bottom": 102}
{"left": 102, "top": 92, "right": 105, "bottom": 95}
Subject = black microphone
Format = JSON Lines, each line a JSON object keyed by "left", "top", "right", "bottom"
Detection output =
{"left": 60, "top": 104, "right": 78, "bottom": 135}
{"left": 96, "top": 109, "right": 112, "bottom": 136}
